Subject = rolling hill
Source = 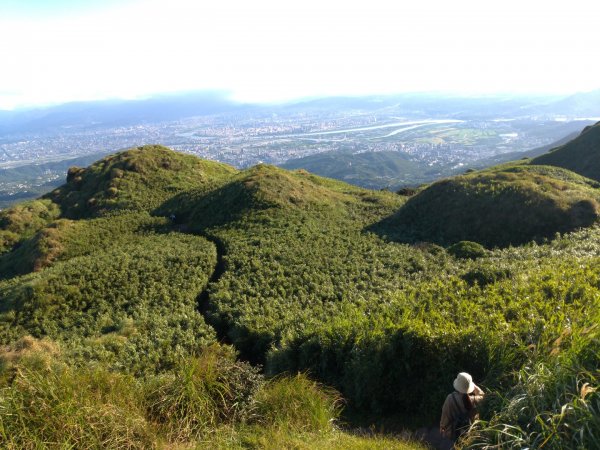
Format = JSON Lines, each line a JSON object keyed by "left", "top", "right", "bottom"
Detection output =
{"left": 0, "top": 143, "right": 598, "bottom": 448}
{"left": 469, "top": 130, "right": 580, "bottom": 168}
{"left": 532, "top": 121, "right": 600, "bottom": 181}
{"left": 281, "top": 150, "right": 435, "bottom": 189}
{"left": 375, "top": 164, "right": 600, "bottom": 247}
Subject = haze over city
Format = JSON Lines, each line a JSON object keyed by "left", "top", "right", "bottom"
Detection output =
{"left": 1, "top": 0, "right": 600, "bottom": 109}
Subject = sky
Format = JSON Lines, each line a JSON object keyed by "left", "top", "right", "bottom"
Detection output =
{"left": 1, "top": 0, "right": 599, "bottom": 109}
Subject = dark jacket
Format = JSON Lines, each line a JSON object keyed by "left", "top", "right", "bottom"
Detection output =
{"left": 440, "top": 385, "right": 484, "bottom": 440}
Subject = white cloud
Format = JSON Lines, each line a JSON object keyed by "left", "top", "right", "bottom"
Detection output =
{"left": 0, "top": 0, "right": 599, "bottom": 108}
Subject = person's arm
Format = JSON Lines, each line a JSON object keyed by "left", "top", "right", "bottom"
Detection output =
{"left": 440, "top": 395, "right": 453, "bottom": 438}
{"left": 471, "top": 384, "right": 485, "bottom": 405}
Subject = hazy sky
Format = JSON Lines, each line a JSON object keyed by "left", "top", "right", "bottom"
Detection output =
{"left": 1, "top": 0, "right": 599, "bottom": 109}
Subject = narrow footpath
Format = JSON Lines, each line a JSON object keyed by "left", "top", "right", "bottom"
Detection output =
{"left": 179, "top": 225, "right": 454, "bottom": 449}
{"left": 195, "top": 233, "right": 231, "bottom": 344}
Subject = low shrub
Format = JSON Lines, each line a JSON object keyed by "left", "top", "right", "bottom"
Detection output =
{"left": 461, "top": 266, "right": 513, "bottom": 287}
{"left": 448, "top": 241, "right": 488, "bottom": 259}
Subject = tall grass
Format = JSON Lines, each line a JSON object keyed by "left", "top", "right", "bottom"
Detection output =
{"left": 145, "top": 344, "right": 262, "bottom": 442}
{"left": 0, "top": 360, "right": 155, "bottom": 449}
{"left": 0, "top": 339, "right": 423, "bottom": 448}
{"left": 252, "top": 373, "right": 342, "bottom": 432}
{"left": 466, "top": 315, "right": 600, "bottom": 449}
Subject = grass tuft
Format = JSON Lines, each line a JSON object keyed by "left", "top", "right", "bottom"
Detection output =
{"left": 252, "top": 373, "right": 342, "bottom": 433}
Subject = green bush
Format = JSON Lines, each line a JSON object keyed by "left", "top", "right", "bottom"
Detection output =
{"left": 0, "top": 199, "right": 60, "bottom": 253}
{"left": 448, "top": 240, "right": 488, "bottom": 259}
{"left": 460, "top": 265, "right": 513, "bottom": 287}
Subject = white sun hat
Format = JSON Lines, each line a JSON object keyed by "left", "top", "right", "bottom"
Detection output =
{"left": 453, "top": 372, "right": 475, "bottom": 394}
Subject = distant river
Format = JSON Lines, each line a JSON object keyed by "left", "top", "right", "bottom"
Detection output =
{"left": 298, "top": 119, "right": 464, "bottom": 137}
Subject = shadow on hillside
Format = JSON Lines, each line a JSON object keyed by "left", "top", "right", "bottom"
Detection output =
{"left": 365, "top": 211, "right": 416, "bottom": 245}
{"left": 366, "top": 193, "right": 599, "bottom": 249}
{"left": 154, "top": 179, "right": 269, "bottom": 233}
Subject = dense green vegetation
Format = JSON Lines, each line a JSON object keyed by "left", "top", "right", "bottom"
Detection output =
{"left": 0, "top": 142, "right": 598, "bottom": 448}
{"left": 0, "top": 232, "right": 217, "bottom": 373}
{"left": 532, "top": 121, "right": 600, "bottom": 181}
{"left": 376, "top": 164, "right": 600, "bottom": 247}
{"left": 45, "top": 144, "right": 236, "bottom": 218}
{"left": 282, "top": 150, "right": 435, "bottom": 190}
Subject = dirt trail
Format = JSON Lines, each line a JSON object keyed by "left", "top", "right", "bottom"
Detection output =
{"left": 195, "top": 233, "right": 230, "bottom": 343}
{"left": 197, "top": 236, "right": 226, "bottom": 314}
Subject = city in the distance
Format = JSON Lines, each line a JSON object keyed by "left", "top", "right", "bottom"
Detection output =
{"left": 1, "top": 89, "right": 599, "bottom": 208}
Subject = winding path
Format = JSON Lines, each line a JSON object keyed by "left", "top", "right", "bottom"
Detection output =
{"left": 182, "top": 225, "right": 454, "bottom": 448}
{"left": 195, "top": 233, "right": 231, "bottom": 344}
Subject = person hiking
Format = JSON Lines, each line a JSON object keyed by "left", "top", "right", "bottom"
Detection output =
{"left": 439, "top": 372, "right": 485, "bottom": 442}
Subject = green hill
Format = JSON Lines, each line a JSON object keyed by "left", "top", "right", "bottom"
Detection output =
{"left": 44, "top": 145, "right": 236, "bottom": 218}
{"left": 375, "top": 164, "right": 600, "bottom": 247}
{"left": 0, "top": 144, "right": 598, "bottom": 449}
{"left": 531, "top": 121, "right": 600, "bottom": 181}
{"left": 469, "top": 130, "right": 580, "bottom": 169}
{"left": 281, "top": 150, "right": 437, "bottom": 189}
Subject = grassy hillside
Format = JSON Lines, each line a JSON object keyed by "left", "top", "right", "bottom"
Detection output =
{"left": 469, "top": 130, "right": 580, "bottom": 169}
{"left": 375, "top": 164, "right": 600, "bottom": 247}
{"left": 44, "top": 144, "right": 236, "bottom": 218}
{"left": 0, "top": 146, "right": 424, "bottom": 448}
{"left": 0, "top": 232, "right": 217, "bottom": 373}
{"left": 0, "top": 144, "right": 598, "bottom": 448}
{"left": 532, "top": 121, "right": 600, "bottom": 181}
{"left": 281, "top": 150, "right": 433, "bottom": 189}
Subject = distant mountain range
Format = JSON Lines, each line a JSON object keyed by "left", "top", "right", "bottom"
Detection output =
{"left": 2, "top": 89, "right": 599, "bottom": 135}
{"left": 0, "top": 91, "right": 246, "bottom": 134}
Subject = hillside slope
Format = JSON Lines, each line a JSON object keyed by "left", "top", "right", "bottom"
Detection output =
{"left": 44, "top": 145, "right": 236, "bottom": 218}
{"left": 374, "top": 164, "right": 600, "bottom": 247}
{"left": 470, "top": 130, "right": 580, "bottom": 168}
{"left": 532, "top": 121, "right": 600, "bottom": 181}
{"left": 0, "top": 144, "right": 598, "bottom": 448}
{"left": 281, "top": 150, "right": 432, "bottom": 189}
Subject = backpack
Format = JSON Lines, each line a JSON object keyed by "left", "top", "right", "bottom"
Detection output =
{"left": 450, "top": 393, "right": 472, "bottom": 440}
